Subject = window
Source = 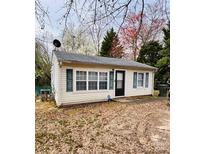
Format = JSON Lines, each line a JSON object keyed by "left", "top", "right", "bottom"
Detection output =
{"left": 116, "top": 72, "right": 123, "bottom": 89}
{"left": 109, "top": 71, "right": 114, "bottom": 90}
{"left": 145, "top": 73, "right": 149, "bottom": 88}
{"left": 133, "top": 72, "right": 137, "bottom": 88}
{"left": 137, "top": 73, "right": 144, "bottom": 87}
{"left": 75, "top": 71, "right": 109, "bottom": 91}
{"left": 76, "top": 71, "right": 87, "bottom": 91}
{"left": 88, "top": 72, "right": 98, "bottom": 90}
{"left": 66, "top": 69, "right": 73, "bottom": 92}
{"left": 99, "top": 72, "right": 107, "bottom": 90}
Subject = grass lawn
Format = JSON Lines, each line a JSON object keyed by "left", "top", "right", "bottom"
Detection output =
{"left": 35, "top": 96, "right": 170, "bottom": 154}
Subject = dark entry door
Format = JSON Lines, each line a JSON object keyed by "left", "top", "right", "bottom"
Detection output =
{"left": 115, "top": 71, "right": 125, "bottom": 96}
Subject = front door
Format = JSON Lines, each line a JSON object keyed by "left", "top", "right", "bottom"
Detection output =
{"left": 115, "top": 71, "right": 125, "bottom": 96}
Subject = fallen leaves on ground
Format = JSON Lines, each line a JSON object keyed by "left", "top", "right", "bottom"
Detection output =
{"left": 35, "top": 96, "right": 169, "bottom": 154}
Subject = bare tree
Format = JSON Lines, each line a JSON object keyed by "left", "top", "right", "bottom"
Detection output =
{"left": 35, "top": 38, "right": 52, "bottom": 86}
{"left": 139, "top": 0, "right": 167, "bottom": 43}
{"left": 62, "top": 26, "right": 96, "bottom": 55}
{"left": 88, "top": 18, "right": 105, "bottom": 55}
{"left": 36, "top": 0, "right": 169, "bottom": 58}
{"left": 60, "top": 0, "right": 168, "bottom": 52}
{"left": 35, "top": 0, "right": 50, "bottom": 29}
{"left": 60, "top": 0, "right": 145, "bottom": 34}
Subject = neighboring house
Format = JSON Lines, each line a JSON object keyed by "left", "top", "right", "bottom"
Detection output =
{"left": 51, "top": 50, "right": 157, "bottom": 106}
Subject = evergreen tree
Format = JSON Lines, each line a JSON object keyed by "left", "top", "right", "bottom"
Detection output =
{"left": 155, "top": 22, "right": 170, "bottom": 84}
{"left": 100, "top": 28, "right": 116, "bottom": 57}
{"left": 137, "top": 41, "right": 163, "bottom": 66}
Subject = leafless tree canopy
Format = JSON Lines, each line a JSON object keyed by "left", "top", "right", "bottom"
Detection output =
{"left": 60, "top": 0, "right": 145, "bottom": 32}
{"left": 35, "top": 39, "right": 52, "bottom": 85}
{"left": 35, "top": 0, "right": 169, "bottom": 57}
{"left": 62, "top": 25, "right": 96, "bottom": 55}
{"left": 35, "top": 0, "right": 50, "bottom": 29}
{"left": 59, "top": 0, "right": 169, "bottom": 49}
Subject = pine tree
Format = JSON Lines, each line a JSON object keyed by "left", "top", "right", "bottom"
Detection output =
{"left": 100, "top": 28, "right": 116, "bottom": 57}
{"left": 155, "top": 22, "right": 170, "bottom": 83}
{"left": 137, "top": 41, "right": 163, "bottom": 66}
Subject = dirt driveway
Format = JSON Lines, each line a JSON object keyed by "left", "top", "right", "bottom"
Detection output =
{"left": 36, "top": 96, "right": 170, "bottom": 154}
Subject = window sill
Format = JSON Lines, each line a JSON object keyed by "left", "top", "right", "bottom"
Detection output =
{"left": 72, "top": 90, "right": 112, "bottom": 94}
{"left": 134, "top": 87, "right": 149, "bottom": 89}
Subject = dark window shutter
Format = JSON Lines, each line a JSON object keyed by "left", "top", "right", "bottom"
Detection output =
{"left": 109, "top": 71, "right": 114, "bottom": 90}
{"left": 66, "top": 69, "right": 73, "bottom": 92}
{"left": 145, "top": 72, "right": 149, "bottom": 88}
{"left": 133, "top": 72, "right": 137, "bottom": 88}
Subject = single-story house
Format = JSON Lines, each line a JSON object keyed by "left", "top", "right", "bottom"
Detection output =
{"left": 51, "top": 50, "right": 157, "bottom": 106}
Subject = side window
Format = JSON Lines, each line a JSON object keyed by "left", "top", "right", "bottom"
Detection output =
{"left": 109, "top": 71, "right": 114, "bottom": 90}
{"left": 133, "top": 72, "right": 137, "bottom": 88}
{"left": 66, "top": 69, "right": 73, "bottom": 92}
{"left": 145, "top": 72, "right": 149, "bottom": 88}
{"left": 99, "top": 72, "right": 108, "bottom": 90}
{"left": 76, "top": 71, "right": 87, "bottom": 91}
{"left": 137, "top": 73, "right": 144, "bottom": 88}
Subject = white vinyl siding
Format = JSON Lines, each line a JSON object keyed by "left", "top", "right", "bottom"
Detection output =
{"left": 52, "top": 64, "right": 154, "bottom": 105}
{"left": 51, "top": 54, "right": 61, "bottom": 106}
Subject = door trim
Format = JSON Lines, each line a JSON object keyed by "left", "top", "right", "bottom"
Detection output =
{"left": 115, "top": 70, "right": 125, "bottom": 96}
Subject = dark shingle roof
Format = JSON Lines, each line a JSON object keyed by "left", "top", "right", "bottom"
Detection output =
{"left": 53, "top": 50, "right": 157, "bottom": 70}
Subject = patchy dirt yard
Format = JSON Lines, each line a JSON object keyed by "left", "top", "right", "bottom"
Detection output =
{"left": 36, "top": 96, "right": 169, "bottom": 154}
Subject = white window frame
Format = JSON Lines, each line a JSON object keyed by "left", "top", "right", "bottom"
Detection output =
{"left": 137, "top": 73, "right": 144, "bottom": 88}
{"left": 88, "top": 71, "right": 98, "bottom": 90}
{"left": 75, "top": 70, "right": 110, "bottom": 92}
{"left": 133, "top": 72, "right": 150, "bottom": 89}
{"left": 76, "top": 71, "right": 87, "bottom": 91}
{"left": 99, "top": 72, "right": 108, "bottom": 90}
